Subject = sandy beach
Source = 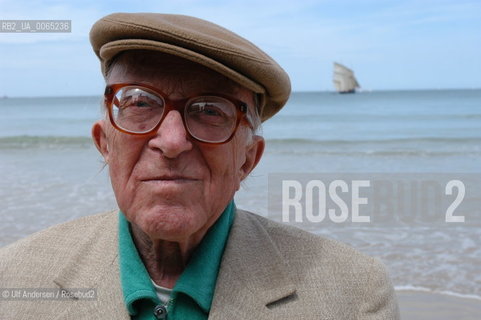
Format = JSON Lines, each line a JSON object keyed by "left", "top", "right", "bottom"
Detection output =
{"left": 397, "top": 291, "right": 481, "bottom": 320}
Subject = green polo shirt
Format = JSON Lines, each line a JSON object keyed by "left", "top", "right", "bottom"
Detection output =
{"left": 118, "top": 201, "right": 236, "bottom": 320}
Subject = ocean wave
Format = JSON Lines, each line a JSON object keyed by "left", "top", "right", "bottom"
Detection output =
{"left": 395, "top": 285, "right": 481, "bottom": 301}
{"left": 264, "top": 137, "right": 481, "bottom": 156}
{"left": 274, "top": 113, "right": 481, "bottom": 121}
{"left": 0, "top": 136, "right": 93, "bottom": 149}
{"left": 272, "top": 150, "right": 481, "bottom": 156}
{"left": 2, "top": 135, "right": 479, "bottom": 154}
{"left": 266, "top": 137, "right": 481, "bottom": 145}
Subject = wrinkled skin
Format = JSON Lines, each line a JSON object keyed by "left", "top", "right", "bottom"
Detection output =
{"left": 92, "top": 51, "right": 264, "bottom": 287}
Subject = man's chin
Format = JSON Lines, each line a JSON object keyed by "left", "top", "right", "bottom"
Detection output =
{"left": 129, "top": 208, "right": 202, "bottom": 242}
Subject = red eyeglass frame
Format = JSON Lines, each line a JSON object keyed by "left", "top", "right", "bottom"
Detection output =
{"left": 104, "top": 83, "right": 252, "bottom": 144}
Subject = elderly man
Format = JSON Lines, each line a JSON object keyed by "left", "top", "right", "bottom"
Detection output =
{"left": 0, "top": 13, "right": 399, "bottom": 319}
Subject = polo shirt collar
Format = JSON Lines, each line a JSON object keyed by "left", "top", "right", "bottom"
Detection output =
{"left": 171, "top": 200, "right": 235, "bottom": 313}
{"left": 118, "top": 211, "right": 159, "bottom": 316}
{"left": 118, "top": 201, "right": 236, "bottom": 318}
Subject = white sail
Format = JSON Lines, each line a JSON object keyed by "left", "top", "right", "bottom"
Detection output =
{"left": 333, "top": 62, "right": 360, "bottom": 93}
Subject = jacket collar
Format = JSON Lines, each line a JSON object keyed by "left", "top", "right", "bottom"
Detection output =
{"left": 209, "top": 210, "right": 297, "bottom": 319}
{"left": 52, "top": 212, "right": 129, "bottom": 320}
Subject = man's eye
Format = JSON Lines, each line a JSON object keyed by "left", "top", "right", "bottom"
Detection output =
{"left": 202, "top": 106, "right": 222, "bottom": 116}
{"left": 120, "top": 97, "right": 156, "bottom": 109}
{"left": 191, "top": 103, "right": 224, "bottom": 116}
{"left": 133, "top": 100, "right": 150, "bottom": 107}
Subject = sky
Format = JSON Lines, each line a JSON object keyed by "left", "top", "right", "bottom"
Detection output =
{"left": 0, "top": 0, "right": 480, "bottom": 97}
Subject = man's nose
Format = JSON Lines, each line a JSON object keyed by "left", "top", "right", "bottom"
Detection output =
{"left": 148, "top": 110, "right": 193, "bottom": 158}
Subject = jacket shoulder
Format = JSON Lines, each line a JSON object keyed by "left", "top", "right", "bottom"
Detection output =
{"left": 236, "top": 209, "right": 399, "bottom": 317}
{"left": 237, "top": 209, "right": 377, "bottom": 264}
{"left": 0, "top": 211, "right": 118, "bottom": 285}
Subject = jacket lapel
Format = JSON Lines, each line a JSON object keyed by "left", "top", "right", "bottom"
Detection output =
{"left": 209, "top": 210, "right": 297, "bottom": 319}
{"left": 51, "top": 212, "right": 129, "bottom": 320}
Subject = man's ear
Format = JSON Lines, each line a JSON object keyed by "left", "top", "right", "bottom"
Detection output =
{"left": 92, "top": 120, "right": 110, "bottom": 163}
{"left": 240, "top": 135, "right": 265, "bottom": 181}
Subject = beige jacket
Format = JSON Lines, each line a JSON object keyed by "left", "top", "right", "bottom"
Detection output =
{"left": 0, "top": 210, "right": 399, "bottom": 319}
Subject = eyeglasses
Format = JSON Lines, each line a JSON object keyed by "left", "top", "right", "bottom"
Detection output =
{"left": 104, "top": 83, "right": 252, "bottom": 144}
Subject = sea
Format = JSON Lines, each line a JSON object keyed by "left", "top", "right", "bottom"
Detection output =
{"left": 1, "top": 89, "right": 480, "bottom": 301}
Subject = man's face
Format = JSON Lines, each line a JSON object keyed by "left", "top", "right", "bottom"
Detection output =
{"left": 92, "top": 52, "right": 264, "bottom": 243}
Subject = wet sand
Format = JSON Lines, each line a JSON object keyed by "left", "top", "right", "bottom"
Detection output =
{"left": 397, "top": 291, "right": 481, "bottom": 320}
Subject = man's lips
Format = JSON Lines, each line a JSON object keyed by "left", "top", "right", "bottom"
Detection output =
{"left": 140, "top": 175, "right": 199, "bottom": 182}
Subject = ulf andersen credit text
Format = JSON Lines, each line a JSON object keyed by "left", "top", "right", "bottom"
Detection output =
{"left": 1, "top": 288, "right": 96, "bottom": 300}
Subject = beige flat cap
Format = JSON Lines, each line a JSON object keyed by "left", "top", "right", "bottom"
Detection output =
{"left": 90, "top": 13, "right": 291, "bottom": 121}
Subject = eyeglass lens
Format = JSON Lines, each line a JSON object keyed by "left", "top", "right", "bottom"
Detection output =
{"left": 111, "top": 86, "right": 239, "bottom": 143}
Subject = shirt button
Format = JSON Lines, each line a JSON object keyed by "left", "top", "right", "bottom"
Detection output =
{"left": 153, "top": 304, "right": 167, "bottom": 320}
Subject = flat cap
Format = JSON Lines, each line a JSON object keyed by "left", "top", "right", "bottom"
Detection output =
{"left": 90, "top": 13, "right": 291, "bottom": 121}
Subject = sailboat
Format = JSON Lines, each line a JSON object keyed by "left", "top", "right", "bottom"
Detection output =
{"left": 333, "top": 62, "right": 360, "bottom": 93}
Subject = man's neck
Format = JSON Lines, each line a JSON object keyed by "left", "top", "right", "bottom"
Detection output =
{"left": 130, "top": 224, "right": 200, "bottom": 288}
